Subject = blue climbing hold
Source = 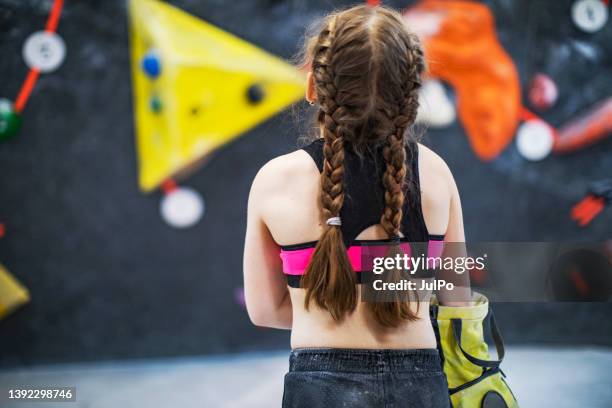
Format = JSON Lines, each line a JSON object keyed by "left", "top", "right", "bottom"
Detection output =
{"left": 142, "top": 51, "right": 161, "bottom": 79}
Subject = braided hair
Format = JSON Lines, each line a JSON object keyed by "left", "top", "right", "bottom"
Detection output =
{"left": 301, "top": 5, "right": 426, "bottom": 326}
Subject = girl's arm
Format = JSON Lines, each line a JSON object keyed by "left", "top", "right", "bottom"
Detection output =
{"left": 438, "top": 168, "right": 472, "bottom": 306}
{"left": 418, "top": 144, "right": 471, "bottom": 305}
{"left": 243, "top": 165, "right": 292, "bottom": 330}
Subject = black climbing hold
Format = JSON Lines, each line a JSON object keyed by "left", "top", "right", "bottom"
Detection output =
{"left": 246, "top": 84, "right": 265, "bottom": 104}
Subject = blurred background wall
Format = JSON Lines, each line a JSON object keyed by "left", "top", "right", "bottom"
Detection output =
{"left": 0, "top": 0, "right": 610, "bottom": 366}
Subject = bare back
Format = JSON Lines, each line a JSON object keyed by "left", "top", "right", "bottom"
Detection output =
{"left": 243, "top": 141, "right": 465, "bottom": 350}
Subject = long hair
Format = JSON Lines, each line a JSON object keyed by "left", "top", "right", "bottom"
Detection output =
{"left": 299, "top": 5, "right": 426, "bottom": 327}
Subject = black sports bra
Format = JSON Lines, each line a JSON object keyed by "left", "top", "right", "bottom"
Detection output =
{"left": 303, "top": 138, "right": 432, "bottom": 244}
{"left": 279, "top": 139, "right": 445, "bottom": 288}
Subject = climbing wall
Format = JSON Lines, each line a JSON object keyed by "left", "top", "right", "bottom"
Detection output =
{"left": 0, "top": 0, "right": 610, "bottom": 366}
{"left": 129, "top": 0, "right": 304, "bottom": 192}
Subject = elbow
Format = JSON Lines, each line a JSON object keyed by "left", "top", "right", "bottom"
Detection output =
{"left": 247, "top": 307, "right": 271, "bottom": 327}
{"left": 244, "top": 287, "right": 266, "bottom": 326}
{"left": 244, "top": 288, "right": 291, "bottom": 329}
{"left": 246, "top": 301, "right": 291, "bottom": 329}
{"left": 245, "top": 297, "right": 277, "bottom": 327}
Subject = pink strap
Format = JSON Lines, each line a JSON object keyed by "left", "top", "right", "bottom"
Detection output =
{"left": 280, "top": 241, "right": 423, "bottom": 276}
{"left": 427, "top": 239, "right": 445, "bottom": 258}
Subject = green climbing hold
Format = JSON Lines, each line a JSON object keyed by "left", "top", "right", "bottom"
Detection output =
{"left": 150, "top": 95, "right": 163, "bottom": 113}
{"left": 0, "top": 99, "right": 21, "bottom": 140}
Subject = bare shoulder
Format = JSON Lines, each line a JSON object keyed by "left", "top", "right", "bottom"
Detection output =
{"left": 417, "top": 143, "right": 454, "bottom": 188}
{"left": 249, "top": 149, "right": 320, "bottom": 221}
{"left": 251, "top": 150, "right": 318, "bottom": 194}
{"left": 249, "top": 149, "right": 321, "bottom": 243}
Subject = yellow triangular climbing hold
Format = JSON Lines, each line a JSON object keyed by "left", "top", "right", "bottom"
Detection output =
{"left": 0, "top": 263, "right": 30, "bottom": 320}
{"left": 129, "top": 0, "right": 305, "bottom": 192}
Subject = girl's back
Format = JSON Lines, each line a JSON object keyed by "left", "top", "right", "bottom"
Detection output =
{"left": 243, "top": 5, "right": 466, "bottom": 407}
{"left": 245, "top": 140, "right": 463, "bottom": 349}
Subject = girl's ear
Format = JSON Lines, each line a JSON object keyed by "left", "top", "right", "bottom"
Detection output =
{"left": 306, "top": 71, "right": 317, "bottom": 104}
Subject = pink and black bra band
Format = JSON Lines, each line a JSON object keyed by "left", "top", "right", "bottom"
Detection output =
{"left": 281, "top": 236, "right": 445, "bottom": 288}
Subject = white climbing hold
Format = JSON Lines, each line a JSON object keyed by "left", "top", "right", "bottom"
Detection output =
{"left": 516, "top": 120, "right": 554, "bottom": 161}
{"left": 160, "top": 187, "right": 204, "bottom": 228}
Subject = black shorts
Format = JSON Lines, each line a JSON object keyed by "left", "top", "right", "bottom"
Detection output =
{"left": 283, "top": 348, "right": 450, "bottom": 408}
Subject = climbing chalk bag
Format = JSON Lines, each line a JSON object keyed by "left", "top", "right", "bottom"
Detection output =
{"left": 431, "top": 293, "right": 519, "bottom": 408}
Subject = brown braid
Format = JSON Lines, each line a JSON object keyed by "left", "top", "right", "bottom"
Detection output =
{"left": 300, "top": 5, "right": 426, "bottom": 325}
{"left": 380, "top": 30, "right": 425, "bottom": 239}
{"left": 370, "top": 31, "right": 426, "bottom": 327}
{"left": 301, "top": 16, "right": 358, "bottom": 320}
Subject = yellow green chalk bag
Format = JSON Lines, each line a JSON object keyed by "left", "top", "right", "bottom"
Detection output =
{"left": 430, "top": 293, "right": 519, "bottom": 408}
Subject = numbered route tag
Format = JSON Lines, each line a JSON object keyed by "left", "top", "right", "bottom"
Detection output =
{"left": 22, "top": 31, "right": 66, "bottom": 72}
{"left": 572, "top": 0, "right": 609, "bottom": 33}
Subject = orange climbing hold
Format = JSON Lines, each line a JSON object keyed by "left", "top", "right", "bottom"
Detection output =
{"left": 553, "top": 97, "right": 612, "bottom": 154}
{"left": 404, "top": 0, "right": 521, "bottom": 161}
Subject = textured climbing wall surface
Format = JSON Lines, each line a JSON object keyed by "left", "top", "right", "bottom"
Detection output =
{"left": 0, "top": 0, "right": 610, "bottom": 366}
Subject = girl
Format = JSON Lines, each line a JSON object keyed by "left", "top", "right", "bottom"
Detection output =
{"left": 244, "top": 5, "right": 467, "bottom": 407}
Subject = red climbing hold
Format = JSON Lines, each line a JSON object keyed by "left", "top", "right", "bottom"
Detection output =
{"left": 572, "top": 195, "right": 606, "bottom": 226}
{"left": 528, "top": 73, "right": 558, "bottom": 111}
